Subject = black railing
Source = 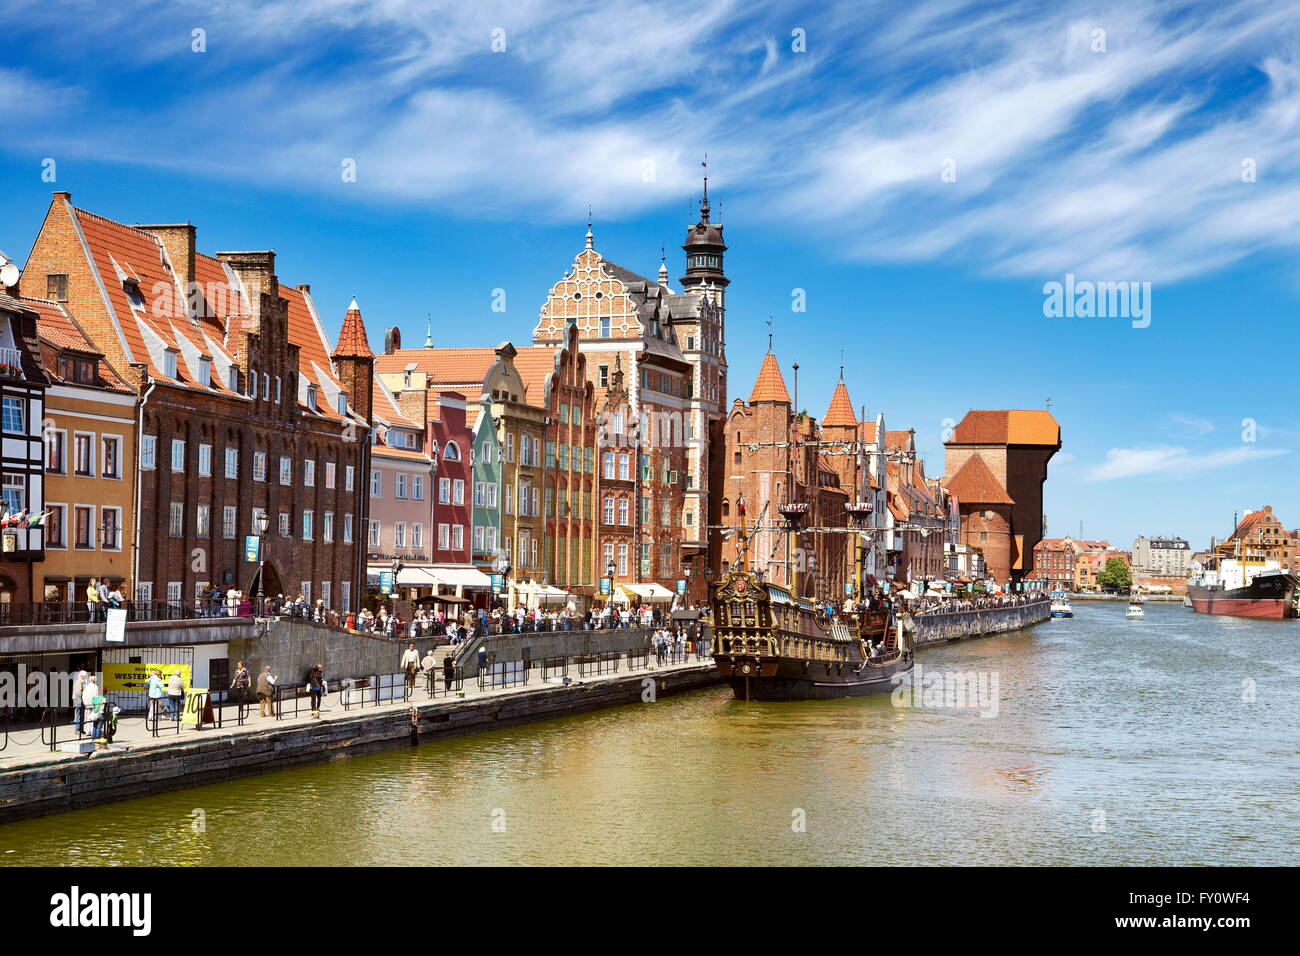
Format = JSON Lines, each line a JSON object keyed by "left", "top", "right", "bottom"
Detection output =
{"left": 478, "top": 661, "right": 528, "bottom": 690}
{"left": 0, "top": 599, "right": 266, "bottom": 628}
{"left": 577, "top": 652, "right": 622, "bottom": 677}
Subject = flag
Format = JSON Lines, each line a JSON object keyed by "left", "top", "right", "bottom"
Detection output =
{"left": 27, "top": 510, "right": 48, "bottom": 528}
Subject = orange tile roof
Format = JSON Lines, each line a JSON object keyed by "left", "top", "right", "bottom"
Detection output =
{"left": 514, "top": 346, "right": 559, "bottom": 403}
{"left": 374, "top": 347, "right": 498, "bottom": 388}
{"left": 822, "top": 380, "right": 856, "bottom": 427}
{"left": 944, "top": 453, "right": 1013, "bottom": 505}
{"left": 333, "top": 297, "right": 372, "bottom": 358}
{"left": 885, "top": 429, "right": 913, "bottom": 452}
{"left": 951, "top": 410, "right": 1060, "bottom": 446}
{"left": 748, "top": 351, "right": 791, "bottom": 404}
{"left": 23, "top": 296, "right": 132, "bottom": 392}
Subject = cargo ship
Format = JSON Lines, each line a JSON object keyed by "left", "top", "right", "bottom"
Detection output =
{"left": 1186, "top": 555, "right": 1298, "bottom": 620}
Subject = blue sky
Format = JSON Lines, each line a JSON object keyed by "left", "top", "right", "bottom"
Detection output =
{"left": 2, "top": 0, "right": 1299, "bottom": 549}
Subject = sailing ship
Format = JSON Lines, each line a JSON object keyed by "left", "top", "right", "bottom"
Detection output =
{"left": 708, "top": 493, "right": 912, "bottom": 701}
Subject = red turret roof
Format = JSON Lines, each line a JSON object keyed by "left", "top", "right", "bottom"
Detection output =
{"left": 748, "top": 351, "right": 791, "bottom": 404}
{"left": 822, "top": 380, "right": 856, "bottom": 427}
{"left": 333, "top": 297, "right": 372, "bottom": 358}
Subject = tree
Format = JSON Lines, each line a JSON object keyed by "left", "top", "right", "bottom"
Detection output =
{"left": 1095, "top": 557, "right": 1132, "bottom": 592}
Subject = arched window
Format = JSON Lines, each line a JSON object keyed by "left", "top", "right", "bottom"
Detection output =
{"left": 722, "top": 499, "right": 730, "bottom": 518}
{"left": 443, "top": 441, "right": 461, "bottom": 461}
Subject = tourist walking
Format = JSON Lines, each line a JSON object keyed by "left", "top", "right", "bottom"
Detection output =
{"left": 229, "top": 660, "right": 251, "bottom": 712}
{"left": 305, "top": 664, "right": 325, "bottom": 718}
{"left": 401, "top": 643, "right": 419, "bottom": 696}
{"left": 256, "top": 665, "right": 277, "bottom": 717}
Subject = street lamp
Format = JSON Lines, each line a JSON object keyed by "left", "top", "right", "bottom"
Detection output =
{"left": 254, "top": 509, "right": 271, "bottom": 614}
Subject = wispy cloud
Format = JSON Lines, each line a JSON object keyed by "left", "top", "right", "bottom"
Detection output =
{"left": 1168, "top": 413, "right": 1215, "bottom": 437}
{"left": 1086, "top": 444, "right": 1288, "bottom": 481}
{"left": 6, "top": 0, "right": 1300, "bottom": 280}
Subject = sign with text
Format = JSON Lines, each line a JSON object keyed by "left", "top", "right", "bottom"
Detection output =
{"left": 379, "top": 571, "right": 394, "bottom": 595}
{"left": 244, "top": 535, "right": 261, "bottom": 563}
{"left": 599, "top": 577, "right": 612, "bottom": 596}
{"left": 104, "top": 607, "right": 127, "bottom": 643}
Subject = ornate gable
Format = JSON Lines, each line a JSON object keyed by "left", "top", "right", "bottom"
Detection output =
{"left": 534, "top": 245, "right": 648, "bottom": 343}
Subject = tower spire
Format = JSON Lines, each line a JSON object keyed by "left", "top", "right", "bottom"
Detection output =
{"left": 424, "top": 313, "right": 433, "bottom": 348}
{"left": 699, "top": 155, "right": 710, "bottom": 223}
{"left": 585, "top": 204, "right": 593, "bottom": 249}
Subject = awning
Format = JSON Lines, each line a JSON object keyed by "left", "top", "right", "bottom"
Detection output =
{"left": 428, "top": 567, "right": 493, "bottom": 589}
{"left": 366, "top": 564, "right": 440, "bottom": 587}
{"left": 615, "top": 583, "right": 675, "bottom": 603}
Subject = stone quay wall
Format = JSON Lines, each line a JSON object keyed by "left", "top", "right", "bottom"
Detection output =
{"left": 0, "top": 663, "right": 720, "bottom": 824}
{"left": 911, "top": 600, "right": 1050, "bottom": 647}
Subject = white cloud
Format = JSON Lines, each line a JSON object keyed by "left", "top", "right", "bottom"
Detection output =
{"left": 1086, "top": 444, "right": 1288, "bottom": 481}
{"left": 1168, "top": 413, "right": 1214, "bottom": 437}
{"left": 7, "top": 0, "right": 1300, "bottom": 281}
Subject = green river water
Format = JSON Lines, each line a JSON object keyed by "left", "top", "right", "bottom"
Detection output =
{"left": 0, "top": 601, "right": 1295, "bottom": 866}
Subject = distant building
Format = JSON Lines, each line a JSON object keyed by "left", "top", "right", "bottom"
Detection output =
{"left": 1033, "top": 536, "right": 1109, "bottom": 591}
{"left": 1132, "top": 536, "right": 1191, "bottom": 576}
{"left": 945, "top": 411, "right": 1061, "bottom": 585}
{"left": 1218, "top": 506, "right": 1299, "bottom": 573}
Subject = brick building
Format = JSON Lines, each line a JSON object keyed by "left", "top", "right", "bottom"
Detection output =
{"left": 944, "top": 410, "right": 1061, "bottom": 585}
{"left": 20, "top": 194, "right": 373, "bottom": 610}
{"left": 1218, "top": 506, "right": 1298, "bottom": 572}
{"left": 532, "top": 199, "right": 728, "bottom": 604}
{"left": 1033, "top": 537, "right": 1109, "bottom": 591}
{"left": 720, "top": 348, "right": 851, "bottom": 603}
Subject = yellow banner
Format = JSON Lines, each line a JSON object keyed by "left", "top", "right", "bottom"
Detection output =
{"left": 101, "top": 662, "right": 192, "bottom": 693}
{"left": 182, "top": 688, "right": 209, "bottom": 727}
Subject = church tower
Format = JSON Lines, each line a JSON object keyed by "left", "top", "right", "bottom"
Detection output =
{"left": 679, "top": 169, "right": 728, "bottom": 305}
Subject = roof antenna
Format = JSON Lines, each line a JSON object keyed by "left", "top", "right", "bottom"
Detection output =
{"left": 766, "top": 317, "right": 773, "bottom": 352}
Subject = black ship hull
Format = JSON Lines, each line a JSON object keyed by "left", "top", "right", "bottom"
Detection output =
{"left": 715, "top": 651, "right": 914, "bottom": 701}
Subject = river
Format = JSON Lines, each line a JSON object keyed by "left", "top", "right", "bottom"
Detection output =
{"left": 1, "top": 601, "right": 1295, "bottom": 865}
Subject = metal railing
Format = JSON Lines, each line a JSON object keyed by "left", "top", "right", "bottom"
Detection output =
{"left": 577, "top": 652, "right": 622, "bottom": 677}
{"left": 0, "top": 599, "right": 264, "bottom": 627}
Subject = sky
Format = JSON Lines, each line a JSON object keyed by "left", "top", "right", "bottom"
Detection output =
{"left": 1, "top": 0, "right": 1299, "bottom": 550}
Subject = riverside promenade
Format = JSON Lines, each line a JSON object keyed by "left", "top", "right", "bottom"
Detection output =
{"left": 0, "top": 652, "right": 720, "bottom": 824}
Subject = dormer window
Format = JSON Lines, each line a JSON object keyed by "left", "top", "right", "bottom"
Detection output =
{"left": 162, "top": 349, "right": 178, "bottom": 380}
{"left": 337, "top": 393, "right": 347, "bottom": 416}
{"left": 307, "top": 384, "right": 318, "bottom": 411}
{"left": 124, "top": 280, "right": 145, "bottom": 311}
{"left": 228, "top": 366, "right": 240, "bottom": 391}
{"left": 199, "top": 356, "right": 212, "bottom": 388}
{"left": 56, "top": 353, "right": 96, "bottom": 385}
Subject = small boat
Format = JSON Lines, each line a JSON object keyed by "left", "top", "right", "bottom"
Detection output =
{"left": 1125, "top": 597, "right": 1144, "bottom": 619}
{"left": 1050, "top": 590, "right": 1073, "bottom": 618}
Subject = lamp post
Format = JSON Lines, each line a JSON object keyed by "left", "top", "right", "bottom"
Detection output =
{"left": 682, "top": 561, "right": 692, "bottom": 609}
{"left": 254, "top": 509, "right": 271, "bottom": 615}
{"left": 390, "top": 557, "right": 404, "bottom": 603}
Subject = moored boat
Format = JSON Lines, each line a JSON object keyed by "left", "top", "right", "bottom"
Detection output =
{"left": 709, "top": 565, "right": 910, "bottom": 701}
{"left": 1050, "top": 590, "right": 1073, "bottom": 618}
{"left": 1187, "top": 556, "right": 1298, "bottom": 619}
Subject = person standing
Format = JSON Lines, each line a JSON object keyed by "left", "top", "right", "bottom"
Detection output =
{"left": 442, "top": 654, "right": 455, "bottom": 693}
{"left": 165, "top": 670, "right": 185, "bottom": 719}
{"left": 86, "top": 578, "right": 101, "bottom": 623}
{"left": 476, "top": 644, "right": 489, "bottom": 678}
{"left": 145, "top": 668, "right": 165, "bottom": 725}
{"left": 70, "top": 670, "right": 88, "bottom": 735}
{"left": 82, "top": 675, "right": 103, "bottom": 742}
{"left": 305, "top": 664, "right": 325, "bottom": 718}
{"left": 256, "top": 665, "right": 277, "bottom": 718}
{"left": 401, "top": 643, "right": 419, "bottom": 695}
{"left": 97, "top": 578, "right": 112, "bottom": 614}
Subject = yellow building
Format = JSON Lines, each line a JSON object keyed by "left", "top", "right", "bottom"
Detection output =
{"left": 28, "top": 298, "right": 137, "bottom": 608}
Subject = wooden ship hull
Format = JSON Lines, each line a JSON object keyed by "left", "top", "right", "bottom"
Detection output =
{"left": 715, "top": 649, "right": 912, "bottom": 700}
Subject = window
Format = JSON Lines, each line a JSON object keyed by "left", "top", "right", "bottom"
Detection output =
{"left": 370, "top": 470, "right": 382, "bottom": 497}
{"left": 603, "top": 452, "right": 615, "bottom": 480}
{"left": 307, "top": 385, "right": 318, "bottom": 411}
{"left": 618, "top": 499, "right": 630, "bottom": 525}
{"left": 1, "top": 397, "right": 23, "bottom": 437}
{"left": 411, "top": 522, "right": 423, "bottom": 549}
{"left": 444, "top": 441, "right": 461, "bottom": 461}
{"left": 279, "top": 456, "right": 292, "bottom": 485}
{"left": 320, "top": 581, "right": 332, "bottom": 610}
{"left": 46, "top": 273, "right": 68, "bottom": 301}
{"left": 368, "top": 520, "right": 381, "bottom": 547}
{"left": 168, "top": 501, "right": 183, "bottom": 537}
{"left": 93, "top": 435, "right": 113, "bottom": 479}
{"left": 262, "top": 373, "right": 270, "bottom": 401}
{"left": 600, "top": 317, "right": 611, "bottom": 338}
{"left": 486, "top": 483, "right": 497, "bottom": 507}
{"left": 618, "top": 453, "right": 630, "bottom": 480}
{"left": 345, "top": 466, "right": 355, "bottom": 492}
{"left": 343, "top": 514, "right": 353, "bottom": 543}
{"left": 196, "top": 503, "right": 210, "bottom": 538}
{"left": 452, "top": 525, "right": 464, "bottom": 550}
{"left": 438, "top": 524, "right": 450, "bottom": 550}
{"left": 325, "top": 461, "right": 336, "bottom": 489}
{"left": 279, "top": 512, "right": 291, "bottom": 538}
{"left": 46, "top": 429, "right": 66, "bottom": 473}
{"left": 304, "top": 459, "right": 316, "bottom": 487}
{"left": 617, "top": 543, "right": 629, "bottom": 576}
{"left": 604, "top": 497, "right": 615, "bottom": 524}
{"left": 438, "top": 478, "right": 450, "bottom": 504}
{"left": 504, "top": 484, "right": 513, "bottom": 515}
{"left": 275, "top": 377, "right": 282, "bottom": 404}
{"left": 171, "top": 438, "right": 185, "bottom": 471}
{"left": 453, "top": 479, "right": 465, "bottom": 505}
{"left": 505, "top": 433, "right": 515, "bottom": 462}
{"left": 412, "top": 475, "right": 424, "bottom": 501}
{"left": 474, "top": 481, "right": 485, "bottom": 507}
{"left": 225, "top": 447, "right": 239, "bottom": 479}
{"left": 74, "top": 434, "right": 94, "bottom": 476}
{"left": 44, "top": 504, "right": 66, "bottom": 548}
{"left": 223, "top": 506, "right": 237, "bottom": 539}
{"left": 72, "top": 505, "right": 95, "bottom": 549}
{"left": 394, "top": 521, "right": 406, "bottom": 548}
{"left": 302, "top": 510, "right": 314, "bottom": 540}
{"left": 163, "top": 350, "right": 178, "bottom": 380}
{"left": 340, "top": 580, "right": 351, "bottom": 613}
{"left": 323, "top": 511, "right": 334, "bottom": 542}
{"left": 253, "top": 451, "right": 267, "bottom": 481}
{"left": 395, "top": 473, "right": 407, "bottom": 499}
{"left": 474, "top": 525, "right": 484, "bottom": 551}
{"left": 198, "top": 443, "right": 212, "bottom": 476}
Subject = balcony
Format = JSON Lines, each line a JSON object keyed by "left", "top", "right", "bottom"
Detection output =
{"left": 0, "top": 346, "right": 23, "bottom": 378}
